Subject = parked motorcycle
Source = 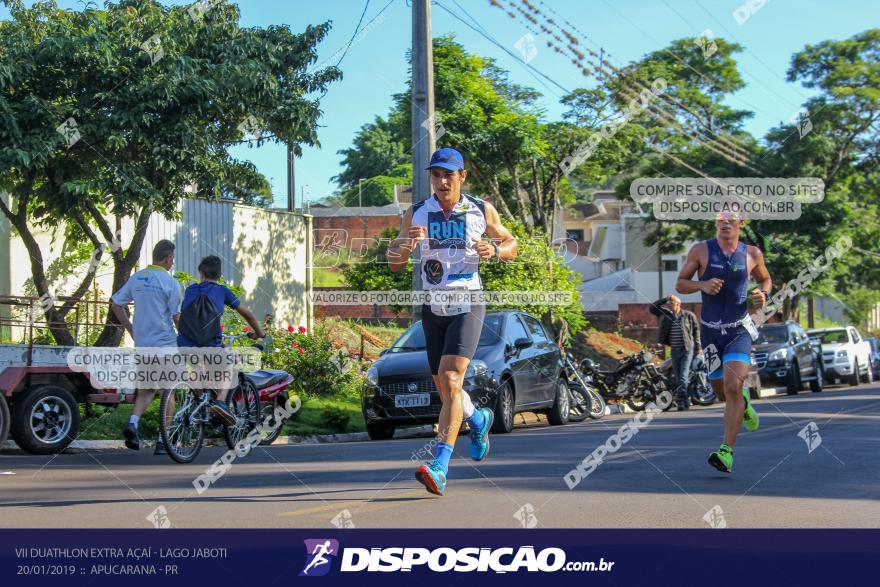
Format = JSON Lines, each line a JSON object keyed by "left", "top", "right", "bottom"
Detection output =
{"left": 579, "top": 349, "right": 672, "bottom": 412}
{"left": 658, "top": 353, "right": 716, "bottom": 406}
{"left": 562, "top": 353, "right": 605, "bottom": 421}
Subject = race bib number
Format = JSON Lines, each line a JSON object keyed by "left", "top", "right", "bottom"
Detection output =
{"left": 429, "top": 289, "right": 470, "bottom": 316}
{"left": 742, "top": 314, "right": 759, "bottom": 341}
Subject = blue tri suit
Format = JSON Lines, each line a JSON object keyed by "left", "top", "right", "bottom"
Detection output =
{"left": 699, "top": 239, "right": 752, "bottom": 380}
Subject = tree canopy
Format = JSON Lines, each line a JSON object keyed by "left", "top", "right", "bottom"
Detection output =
{"left": 0, "top": 0, "right": 340, "bottom": 345}
{"left": 335, "top": 29, "right": 880, "bottom": 327}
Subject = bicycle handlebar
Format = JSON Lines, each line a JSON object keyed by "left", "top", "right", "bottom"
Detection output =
{"left": 222, "top": 332, "right": 262, "bottom": 344}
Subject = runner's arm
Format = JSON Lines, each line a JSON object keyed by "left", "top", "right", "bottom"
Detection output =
{"left": 749, "top": 246, "right": 772, "bottom": 309}
{"left": 387, "top": 207, "right": 420, "bottom": 272}
{"left": 676, "top": 243, "right": 709, "bottom": 295}
{"left": 482, "top": 202, "right": 517, "bottom": 261}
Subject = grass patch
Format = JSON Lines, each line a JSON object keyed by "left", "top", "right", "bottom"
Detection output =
{"left": 280, "top": 392, "right": 365, "bottom": 437}
{"left": 314, "top": 267, "right": 346, "bottom": 287}
{"left": 73, "top": 391, "right": 366, "bottom": 441}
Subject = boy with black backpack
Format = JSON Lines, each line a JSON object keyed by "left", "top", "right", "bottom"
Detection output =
{"left": 177, "top": 255, "right": 265, "bottom": 425}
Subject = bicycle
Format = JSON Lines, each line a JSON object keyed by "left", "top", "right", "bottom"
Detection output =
{"left": 159, "top": 334, "right": 262, "bottom": 464}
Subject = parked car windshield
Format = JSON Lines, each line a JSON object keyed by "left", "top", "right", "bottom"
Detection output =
{"left": 755, "top": 326, "right": 788, "bottom": 344}
{"left": 809, "top": 329, "right": 849, "bottom": 344}
{"left": 386, "top": 314, "right": 503, "bottom": 353}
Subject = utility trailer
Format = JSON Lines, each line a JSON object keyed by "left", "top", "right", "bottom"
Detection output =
{"left": 0, "top": 296, "right": 132, "bottom": 454}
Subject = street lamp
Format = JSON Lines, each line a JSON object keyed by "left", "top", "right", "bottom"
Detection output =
{"left": 358, "top": 178, "right": 365, "bottom": 207}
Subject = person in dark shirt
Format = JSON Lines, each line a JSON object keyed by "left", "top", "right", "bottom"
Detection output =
{"left": 178, "top": 256, "right": 265, "bottom": 424}
{"left": 650, "top": 295, "right": 701, "bottom": 410}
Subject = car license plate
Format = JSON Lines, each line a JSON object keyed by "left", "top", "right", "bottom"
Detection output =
{"left": 394, "top": 393, "right": 430, "bottom": 408}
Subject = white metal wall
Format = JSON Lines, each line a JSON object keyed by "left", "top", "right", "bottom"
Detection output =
{"left": 141, "top": 199, "right": 312, "bottom": 330}
{"left": 2, "top": 198, "right": 312, "bottom": 334}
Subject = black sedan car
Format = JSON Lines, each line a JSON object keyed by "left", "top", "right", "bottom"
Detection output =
{"left": 362, "top": 310, "right": 570, "bottom": 440}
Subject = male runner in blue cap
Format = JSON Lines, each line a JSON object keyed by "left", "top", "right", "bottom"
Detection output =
{"left": 676, "top": 211, "right": 772, "bottom": 473}
{"left": 387, "top": 147, "right": 518, "bottom": 495}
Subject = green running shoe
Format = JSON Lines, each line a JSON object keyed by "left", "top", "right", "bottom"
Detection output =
{"left": 742, "top": 389, "right": 759, "bottom": 432}
{"left": 708, "top": 444, "right": 733, "bottom": 473}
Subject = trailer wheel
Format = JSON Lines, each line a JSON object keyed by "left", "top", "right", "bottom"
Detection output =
{"left": 0, "top": 394, "right": 9, "bottom": 448}
{"left": 10, "top": 385, "right": 80, "bottom": 455}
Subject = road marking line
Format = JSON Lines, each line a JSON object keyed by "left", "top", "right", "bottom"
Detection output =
{"left": 277, "top": 489, "right": 427, "bottom": 518}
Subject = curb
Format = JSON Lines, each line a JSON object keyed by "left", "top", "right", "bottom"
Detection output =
{"left": 0, "top": 390, "right": 792, "bottom": 452}
{"left": 757, "top": 387, "right": 787, "bottom": 398}
{"left": 603, "top": 387, "right": 784, "bottom": 415}
{"left": 276, "top": 424, "right": 435, "bottom": 445}
{"left": 1, "top": 425, "right": 437, "bottom": 452}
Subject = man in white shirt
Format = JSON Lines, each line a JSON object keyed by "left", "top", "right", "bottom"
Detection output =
{"left": 110, "top": 239, "right": 182, "bottom": 453}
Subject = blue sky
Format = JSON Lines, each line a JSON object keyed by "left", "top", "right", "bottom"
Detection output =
{"left": 3, "top": 1, "right": 878, "bottom": 207}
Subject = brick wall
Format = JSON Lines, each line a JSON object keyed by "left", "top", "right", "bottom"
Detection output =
{"left": 583, "top": 311, "right": 619, "bottom": 333}
{"left": 313, "top": 287, "right": 411, "bottom": 323}
{"left": 618, "top": 302, "right": 702, "bottom": 328}
{"left": 313, "top": 215, "right": 400, "bottom": 248}
{"left": 620, "top": 326, "right": 660, "bottom": 347}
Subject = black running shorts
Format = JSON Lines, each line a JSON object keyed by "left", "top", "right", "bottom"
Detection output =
{"left": 421, "top": 303, "right": 486, "bottom": 375}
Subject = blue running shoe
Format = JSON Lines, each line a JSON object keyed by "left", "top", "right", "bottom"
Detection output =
{"left": 415, "top": 461, "right": 447, "bottom": 496}
{"left": 469, "top": 407, "right": 494, "bottom": 461}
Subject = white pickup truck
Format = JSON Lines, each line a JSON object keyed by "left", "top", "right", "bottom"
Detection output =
{"left": 807, "top": 327, "right": 875, "bottom": 386}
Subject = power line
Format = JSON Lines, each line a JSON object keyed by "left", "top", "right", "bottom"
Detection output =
{"left": 434, "top": 0, "right": 569, "bottom": 96}
{"left": 335, "top": 0, "right": 373, "bottom": 68}
{"left": 532, "top": 0, "right": 758, "bottom": 163}
{"left": 517, "top": 0, "right": 753, "bottom": 164}
{"left": 437, "top": 0, "right": 738, "bottom": 181}
{"left": 498, "top": 0, "right": 761, "bottom": 172}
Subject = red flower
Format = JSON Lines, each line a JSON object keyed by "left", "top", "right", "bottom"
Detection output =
{"left": 298, "top": 325, "right": 307, "bottom": 333}
{"left": 244, "top": 325, "right": 250, "bottom": 332}
{"left": 288, "top": 325, "right": 295, "bottom": 333}
{"left": 220, "top": 325, "right": 225, "bottom": 331}
{"left": 298, "top": 347, "right": 305, "bottom": 355}
{"left": 292, "top": 340, "right": 298, "bottom": 348}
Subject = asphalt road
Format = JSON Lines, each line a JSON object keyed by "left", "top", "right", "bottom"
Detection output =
{"left": 1, "top": 383, "right": 878, "bottom": 529}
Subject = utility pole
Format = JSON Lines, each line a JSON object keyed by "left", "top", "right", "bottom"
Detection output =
{"left": 287, "top": 143, "right": 296, "bottom": 211}
{"left": 411, "top": 0, "right": 435, "bottom": 320}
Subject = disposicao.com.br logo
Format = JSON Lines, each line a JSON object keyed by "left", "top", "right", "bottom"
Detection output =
{"left": 300, "top": 541, "right": 614, "bottom": 574}
{"left": 300, "top": 539, "right": 339, "bottom": 577}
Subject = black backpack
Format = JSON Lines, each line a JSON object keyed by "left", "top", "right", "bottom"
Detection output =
{"left": 178, "top": 284, "right": 222, "bottom": 347}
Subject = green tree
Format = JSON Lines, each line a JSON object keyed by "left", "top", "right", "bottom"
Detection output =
{"left": 751, "top": 29, "right": 880, "bottom": 319}
{"left": 330, "top": 163, "right": 412, "bottom": 207}
{"left": 479, "top": 221, "right": 585, "bottom": 334}
{"left": 0, "top": 0, "right": 340, "bottom": 345}
{"left": 340, "top": 225, "right": 585, "bottom": 334}
{"left": 340, "top": 228, "right": 412, "bottom": 299}
{"left": 333, "top": 116, "right": 409, "bottom": 190}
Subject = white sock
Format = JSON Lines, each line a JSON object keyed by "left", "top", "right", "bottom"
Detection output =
{"left": 460, "top": 391, "right": 475, "bottom": 419}
{"left": 129, "top": 415, "right": 140, "bottom": 428}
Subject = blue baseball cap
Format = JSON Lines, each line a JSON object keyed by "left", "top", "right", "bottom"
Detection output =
{"left": 426, "top": 147, "right": 465, "bottom": 171}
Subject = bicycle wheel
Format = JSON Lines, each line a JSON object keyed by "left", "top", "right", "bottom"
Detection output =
{"left": 259, "top": 395, "right": 288, "bottom": 446}
{"left": 223, "top": 380, "right": 261, "bottom": 451}
{"left": 160, "top": 386, "right": 205, "bottom": 464}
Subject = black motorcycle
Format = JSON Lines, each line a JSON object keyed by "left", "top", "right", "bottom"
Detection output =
{"left": 579, "top": 350, "right": 672, "bottom": 412}
{"left": 658, "top": 353, "right": 716, "bottom": 406}
{"left": 562, "top": 353, "right": 606, "bottom": 421}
